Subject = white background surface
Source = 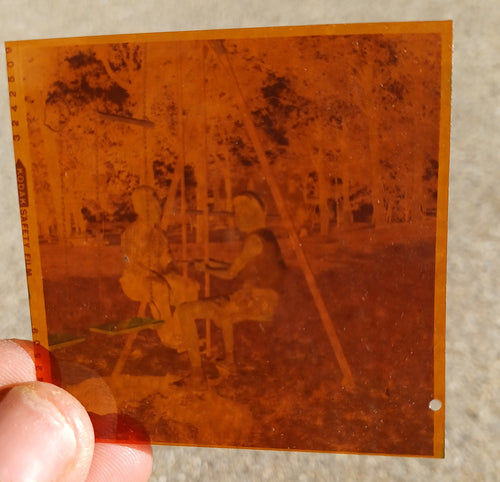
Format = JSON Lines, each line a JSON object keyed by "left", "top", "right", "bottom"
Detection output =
{"left": 0, "top": 1, "right": 498, "bottom": 481}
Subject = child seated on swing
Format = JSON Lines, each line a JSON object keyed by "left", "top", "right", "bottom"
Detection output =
{"left": 120, "top": 186, "right": 198, "bottom": 349}
{"left": 176, "top": 192, "right": 286, "bottom": 380}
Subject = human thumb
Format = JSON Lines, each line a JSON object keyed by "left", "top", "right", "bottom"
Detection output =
{"left": 0, "top": 381, "right": 95, "bottom": 482}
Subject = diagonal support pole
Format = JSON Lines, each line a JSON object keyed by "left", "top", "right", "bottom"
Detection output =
{"left": 208, "top": 40, "right": 354, "bottom": 389}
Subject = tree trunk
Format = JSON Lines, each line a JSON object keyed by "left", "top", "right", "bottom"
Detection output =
{"left": 317, "top": 152, "right": 330, "bottom": 235}
{"left": 338, "top": 135, "right": 353, "bottom": 226}
{"left": 362, "top": 62, "right": 386, "bottom": 226}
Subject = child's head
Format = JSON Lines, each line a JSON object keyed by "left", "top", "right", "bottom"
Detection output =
{"left": 233, "top": 192, "right": 266, "bottom": 233}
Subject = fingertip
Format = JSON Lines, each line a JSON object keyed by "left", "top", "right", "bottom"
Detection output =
{"left": 86, "top": 442, "right": 153, "bottom": 482}
{"left": 0, "top": 339, "right": 36, "bottom": 388}
{"left": 0, "top": 381, "right": 95, "bottom": 482}
{"left": 9, "top": 338, "right": 35, "bottom": 361}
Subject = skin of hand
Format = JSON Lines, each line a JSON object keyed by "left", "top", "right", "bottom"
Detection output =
{"left": 204, "top": 234, "right": 264, "bottom": 281}
{"left": 0, "top": 339, "right": 153, "bottom": 482}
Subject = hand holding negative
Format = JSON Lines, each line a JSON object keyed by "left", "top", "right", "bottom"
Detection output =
{"left": 0, "top": 339, "right": 153, "bottom": 482}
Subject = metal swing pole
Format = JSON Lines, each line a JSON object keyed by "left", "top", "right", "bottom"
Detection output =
{"left": 208, "top": 39, "right": 354, "bottom": 389}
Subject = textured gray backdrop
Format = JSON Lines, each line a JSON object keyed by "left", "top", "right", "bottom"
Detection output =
{"left": 0, "top": 1, "right": 498, "bottom": 481}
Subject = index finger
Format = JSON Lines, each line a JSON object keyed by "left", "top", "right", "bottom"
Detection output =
{"left": 0, "top": 339, "right": 36, "bottom": 388}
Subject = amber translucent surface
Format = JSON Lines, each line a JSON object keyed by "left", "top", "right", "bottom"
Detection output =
{"left": 6, "top": 21, "right": 451, "bottom": 456}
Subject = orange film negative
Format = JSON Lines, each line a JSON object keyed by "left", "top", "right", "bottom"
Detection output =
{"left": 5, "top": 21, "right": 451, "bottom": 456}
